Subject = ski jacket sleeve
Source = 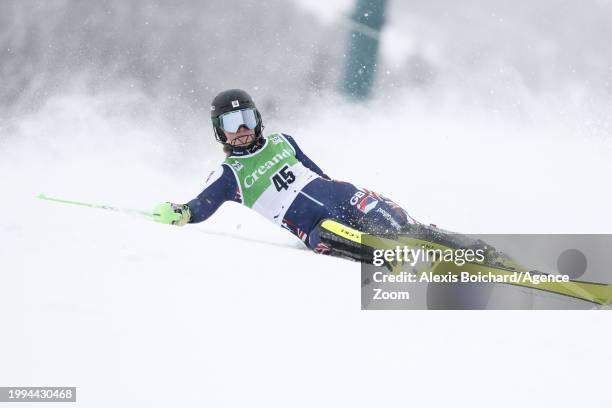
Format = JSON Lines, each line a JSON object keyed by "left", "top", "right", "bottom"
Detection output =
{"left": 187, "top": 164, "right": 241, "bottom": 223}
{"left": 283, "top": 133, "right": 330, "bottom": 180}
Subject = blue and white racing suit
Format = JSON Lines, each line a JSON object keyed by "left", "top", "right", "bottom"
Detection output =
{"left": 187, "top": 134, "right": 415, "bottom": 252}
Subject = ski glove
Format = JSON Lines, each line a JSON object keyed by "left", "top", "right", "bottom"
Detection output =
{"left": 152, "top": 202, "right": 191, "bottom": 226}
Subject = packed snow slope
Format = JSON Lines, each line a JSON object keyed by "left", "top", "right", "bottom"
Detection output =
{"left": 1, "top": 91, "right": 611, "bottom": 407}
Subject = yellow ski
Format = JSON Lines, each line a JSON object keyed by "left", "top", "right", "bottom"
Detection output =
{"left": 320, "top": 219, "right": 612, "bottom": 305}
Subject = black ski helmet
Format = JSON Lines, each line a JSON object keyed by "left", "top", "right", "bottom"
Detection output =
{"left": 210, "top": 89, "right": 264, "bottom": 145}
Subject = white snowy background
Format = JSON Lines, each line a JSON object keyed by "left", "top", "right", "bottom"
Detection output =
{"left": 1, "top": 0, "right": 611, "bottom": 406}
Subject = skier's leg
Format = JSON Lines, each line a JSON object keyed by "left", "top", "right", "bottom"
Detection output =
{"left": 289, "top": 179, "right": 413, "bottom": 264}
{"left": 338, "top": 187, "right": 417, "bottom": 237}
{"left": 303, "top": 182, "right": 412, "bottom": 265}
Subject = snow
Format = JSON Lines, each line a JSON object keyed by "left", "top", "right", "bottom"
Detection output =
{"left": 2, "top": 0, "right": 612, "bottom": 405}
{"left": 1, "top": 87, "right": 611, "bottom": 407}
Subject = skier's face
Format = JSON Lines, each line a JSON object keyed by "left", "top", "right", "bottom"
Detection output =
{"left": 225, "top": 125, "right": 255, "bottom": 147}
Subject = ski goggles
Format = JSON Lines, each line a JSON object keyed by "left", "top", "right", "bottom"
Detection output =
{"left": 218, "top": 108, "right": 258, "bottom": 133}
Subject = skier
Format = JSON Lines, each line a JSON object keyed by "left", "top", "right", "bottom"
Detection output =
{"left": 146, "top": 88, "right": 612, "bottom": 307}
{"left": 152, "top": 89, "right": 417, "bottom": 259}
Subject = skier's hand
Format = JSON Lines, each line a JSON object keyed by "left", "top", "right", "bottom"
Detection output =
{"left": 152, "top": 202, "right": 191, "bottom": 226}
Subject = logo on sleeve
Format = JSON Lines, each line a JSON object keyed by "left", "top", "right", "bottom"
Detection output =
{"left": 350, "top": 190, "right": 378, "bottom": 214}
{"left": 231, "top": 161, "right": 244, "bottom": 171}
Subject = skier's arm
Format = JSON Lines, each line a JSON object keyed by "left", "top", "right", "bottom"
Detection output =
{"left": 152, "top": 165, "right": 239, "bottom": 226}
{"left": 283, "top": 134, "right": 331, "bottom": 180}
{"left": 186, "top": 165, "right": 241, "bottom": 223}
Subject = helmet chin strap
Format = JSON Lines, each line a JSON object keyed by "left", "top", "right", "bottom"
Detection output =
{"left": 230, "top": 132, "right": 256, "bottom": 147}
{"left": 228, "top": 134, "right": 265, "bottom": 154}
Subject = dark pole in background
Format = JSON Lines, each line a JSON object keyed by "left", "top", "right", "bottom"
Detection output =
{"left": 341, "top": 0, "right": 388, "bottom": 100}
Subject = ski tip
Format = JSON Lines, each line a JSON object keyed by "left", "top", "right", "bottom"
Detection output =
{"left": 36, "top": 193, "right": 47, "bottom": 200}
